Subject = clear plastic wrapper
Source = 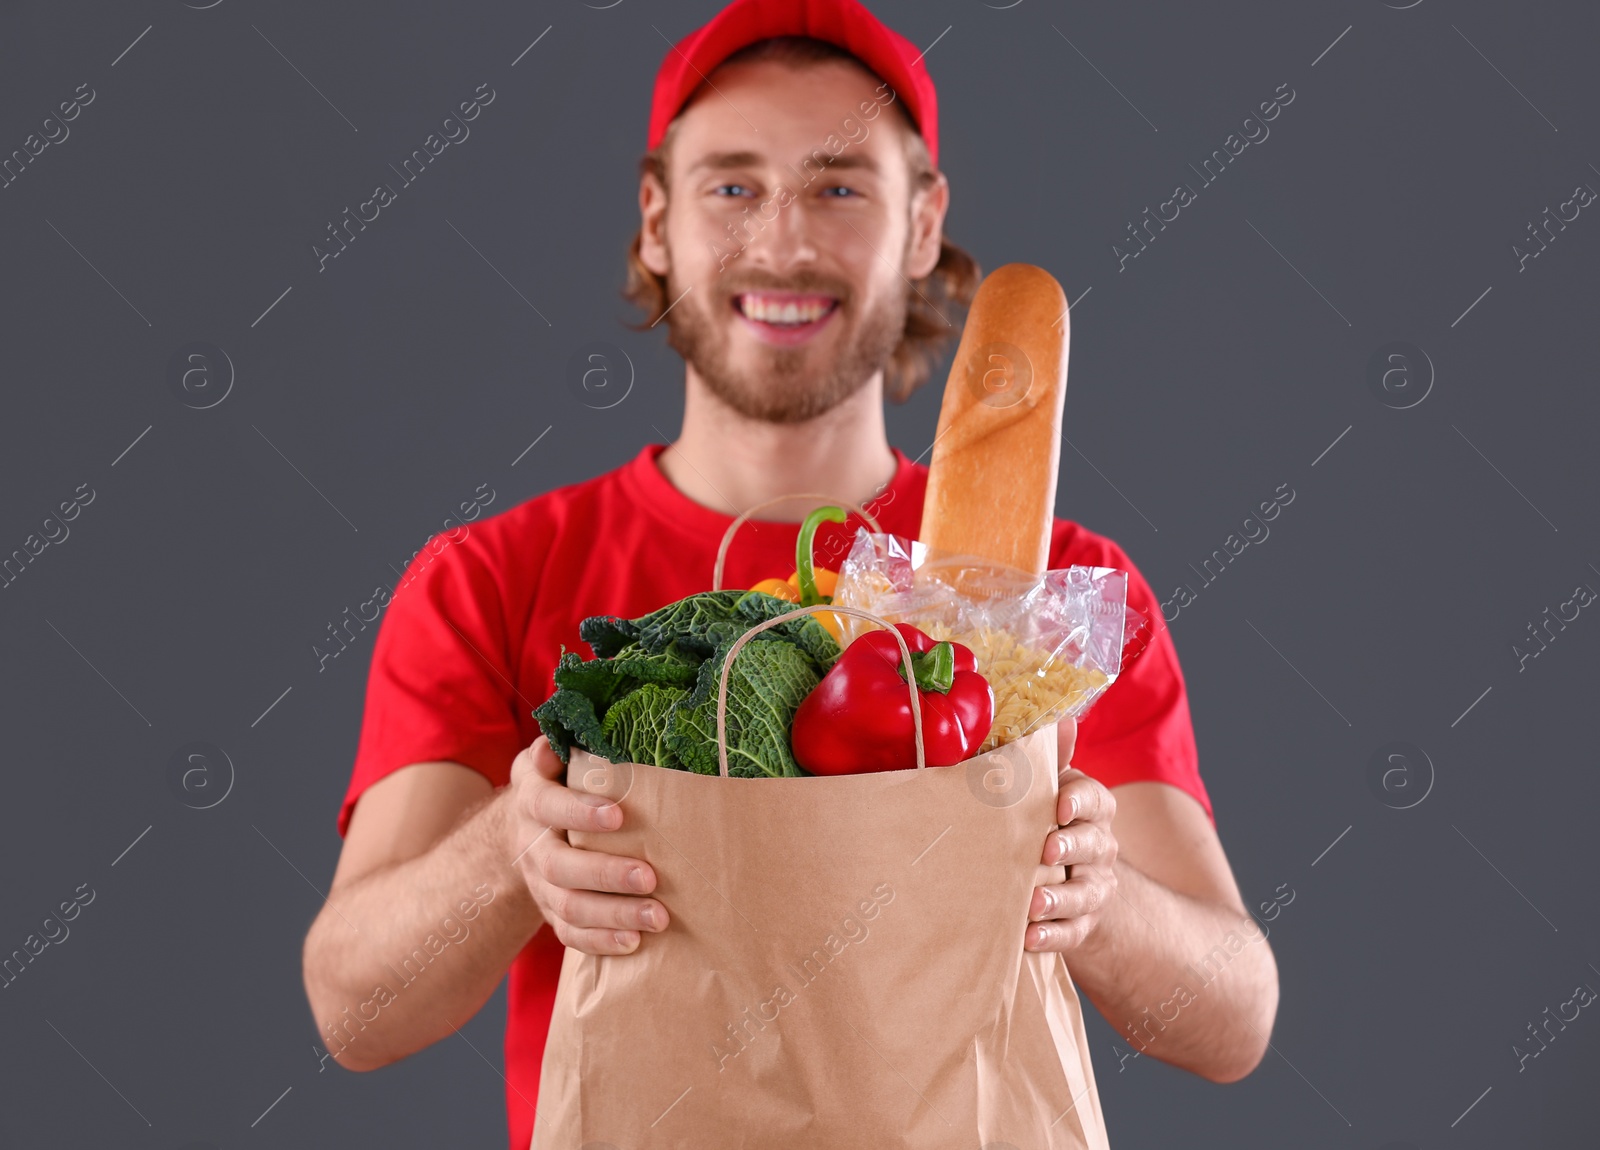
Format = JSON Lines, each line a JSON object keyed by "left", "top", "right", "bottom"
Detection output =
{"left": 832, "top": 530, "right": 1144, "bottom": 753}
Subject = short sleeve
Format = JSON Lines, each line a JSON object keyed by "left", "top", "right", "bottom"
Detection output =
{"left": 1059, "top": 533, "right": 1214, "bottom": 826}
{"left": 336, "top": 533, "right": 525, "bottom": 836}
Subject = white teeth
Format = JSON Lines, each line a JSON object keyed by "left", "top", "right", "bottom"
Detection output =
{"left": 740, "top": 295, "right": 832, "bottom": 325}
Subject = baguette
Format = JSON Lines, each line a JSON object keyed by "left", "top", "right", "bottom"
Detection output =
{"left": 918, "top": 263, "right": 1070, "bottom": 574}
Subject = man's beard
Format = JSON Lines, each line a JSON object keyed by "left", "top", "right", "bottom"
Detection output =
{"left": 661, "top": 259, "right": 908, "bottom": 425}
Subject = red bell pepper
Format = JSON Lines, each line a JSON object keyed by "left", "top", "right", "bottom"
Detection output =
{"left": 791, "top": 622, "right": 994, "bottom": 774}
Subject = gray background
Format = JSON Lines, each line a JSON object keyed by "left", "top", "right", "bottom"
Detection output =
{"left": 2, "top": 0, "right": 1596, "bottom": 1146}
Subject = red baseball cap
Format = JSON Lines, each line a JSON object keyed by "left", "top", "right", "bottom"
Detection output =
{"left": 647, "top": 0, "right": 939, "bottom": 167}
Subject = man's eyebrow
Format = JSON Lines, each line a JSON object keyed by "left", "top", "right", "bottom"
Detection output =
{"left": 686, "top": 150, "right": 766, "bottom": 175}
{"left": 819, "top": 152, "right": 880, "bottom": 174}
{"left": 685, "top": 149, "right": 882, "bottom": 176}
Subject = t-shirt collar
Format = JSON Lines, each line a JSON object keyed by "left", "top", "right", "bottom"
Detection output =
{"left": 620, "top": 441, "right": 918, "bottom": 540}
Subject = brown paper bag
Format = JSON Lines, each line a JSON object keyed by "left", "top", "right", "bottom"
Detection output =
{"left": 531, "top": 606, "right": 1111, "bottom": 1149}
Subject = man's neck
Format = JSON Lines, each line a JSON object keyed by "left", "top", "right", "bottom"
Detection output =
{"left": 658, "top": 370, "right": 900, "bottom": 519}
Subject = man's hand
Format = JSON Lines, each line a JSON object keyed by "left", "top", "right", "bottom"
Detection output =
{"left": 1025, "top": 716, "right": 1119, "bottom": 952}
{"left": 508, "top": 736, "right": 669, "bottom": 955}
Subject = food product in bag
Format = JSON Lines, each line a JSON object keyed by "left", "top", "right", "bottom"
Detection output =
{"left": 747, "top": 505, "right": 849, "bottom": 639}
{"left": 918, "top": 618, "right": 1105, "bottom": 751}
{"left": 919, "top": 262, "right": 1070, "bottom": 574}
{"left": 530, "top": 589, "right": 839, "bottom": 777}
{"left": 833, "top": 530, "right": 1138, "bottom": 754}
{"left": 790, "top": 620, "right": 993, "bottom": 772}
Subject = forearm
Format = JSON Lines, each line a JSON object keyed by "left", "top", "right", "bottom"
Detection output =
{"left": 1068, "top": 858, "right": 1278, "bottom": 1082}
{"left": 302, "top": 788, "right": 543, "bottom": 1070}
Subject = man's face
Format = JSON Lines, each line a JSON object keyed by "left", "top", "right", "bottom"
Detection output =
{"left": 643, "top": 57, "right": 926, "bottom": 424}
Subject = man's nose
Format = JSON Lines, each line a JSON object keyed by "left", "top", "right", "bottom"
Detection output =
{"left": 743, "top": 186, "right": 819, "bottom": 273}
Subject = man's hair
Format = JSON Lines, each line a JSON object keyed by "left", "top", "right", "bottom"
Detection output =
{"left": 621, "top": 35, "right": 980, "bottom": 403}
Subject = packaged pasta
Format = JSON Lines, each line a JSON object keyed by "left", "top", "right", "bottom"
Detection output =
{"left": 832, "top": 530, "right": 1142, "bottom": 753}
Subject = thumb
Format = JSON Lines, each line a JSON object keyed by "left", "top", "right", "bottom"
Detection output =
{"left": 1056, "top": 714, "right": 1079, "bottom": 769}
{"left": 513, "top": 735, "right": 566, "bottom": 787}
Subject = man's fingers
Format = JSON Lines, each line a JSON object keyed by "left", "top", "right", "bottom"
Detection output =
{"left": 516, "top": 736, "right": 619, "bottom": 832}
{"left": 531, "top": 734, "right": 564, "bottom": 775}
{"left": 1034, "top": 862, "right": 1067, "bottom": 889}
{"left": 552, "top": 922, "right": 644, "bottom": 956}
{"left": 514, "top": 736, "right": 563, "bottom": 785}
{"left": 539, "top": 836, "right": 656, "bottom": 896}
{"left": 549, "top": 887, "right": 668, "bottom": 934}
{"left": 1042, "top": 822, "right": 1115, "bottom": 867}
{"left": 1029, "top": 876, "right": 1109, "bottom": 923}
{"left": 513, "top": 737, "right": 626, "bottom": 832}
{"left": 1056, "top": 770, "right": 1115, "bottom": 828}
{"left": 1055, "top": 715, "right": 1078, "bottom": 768}
{"left": 1024, "top": 917, "right": 1092, "bottom": 953}
{"left": 529, "top": 773, "right": 624, "bottom": 833}
{"left": 509, "top": 823, "right": 558, "bottom": 868}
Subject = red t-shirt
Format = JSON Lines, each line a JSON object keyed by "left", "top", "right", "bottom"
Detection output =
{"left": 337, "top": 442, "right": 1211, "bottom": 1149}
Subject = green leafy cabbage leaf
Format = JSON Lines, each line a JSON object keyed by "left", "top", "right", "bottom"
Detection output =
{"left": 531, "top": 685, "right": 619, "bottom": 764}
{"left": 578, "top": 614, "right": 638, "bottom": 659}
{"left": 667, "top": 637, "right": 824, "bottom": 777}
{"left": 607, "top": 641, "right": 700, "bottom": 688}
{"left": 532, "top": 590, "right": 840, "bottom": 773}
{"left": 601, "top": 682, "right": 688, "bottom": 771}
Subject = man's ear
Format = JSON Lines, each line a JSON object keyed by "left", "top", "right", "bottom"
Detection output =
{"left": 905, "top": 170, "right": 949, "bottom": 281}
{"left": 638, "top": 170, "right": 671, "bottom": 278}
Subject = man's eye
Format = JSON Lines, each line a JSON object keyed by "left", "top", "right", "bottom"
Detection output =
{"left": 715, "top": 184, "right": 755, "bottom": 198}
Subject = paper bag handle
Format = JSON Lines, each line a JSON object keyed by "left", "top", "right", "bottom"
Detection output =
{"left": 716, "top": 603, "right": 925, "bottom": 778}
{"left": 710, "top": 494, "right": 882, "bottom": 592}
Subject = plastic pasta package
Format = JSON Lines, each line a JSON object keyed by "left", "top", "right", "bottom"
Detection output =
{"left": 832, "top": 530, "right": 1144, "bottom": 753}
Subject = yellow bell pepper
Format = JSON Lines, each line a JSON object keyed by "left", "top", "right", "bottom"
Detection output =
{"left": 749, "top": 506, "right": 847, "bottom": 642}
{"left": 751, "top": 577, "right": 800, "bottom": 602}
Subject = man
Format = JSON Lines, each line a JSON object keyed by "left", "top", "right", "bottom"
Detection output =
{"left": 301, "top": 2, "right": 1278, "bottom": 1146}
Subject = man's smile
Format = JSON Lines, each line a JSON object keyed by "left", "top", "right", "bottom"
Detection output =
{"left": 732, "top": 290, "right": 841, "bottom": 346}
